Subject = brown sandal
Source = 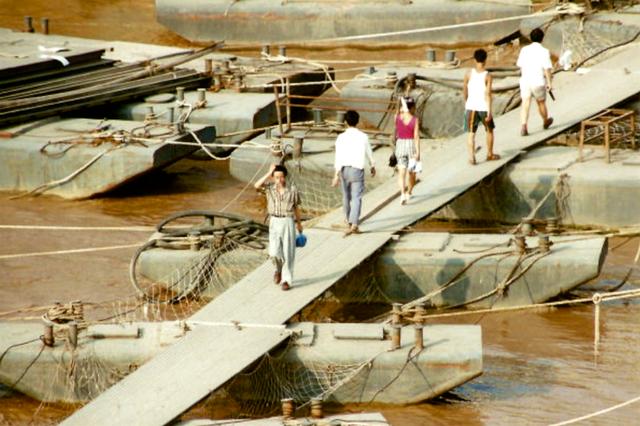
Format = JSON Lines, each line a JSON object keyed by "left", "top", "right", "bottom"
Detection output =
{"left": 469, "top": 158, "right": 476, "bottom": 165}
{"left": 274, "top": 271, "right": 281, "bottom": 285}
{"left": 486, "top": 154, "right": 501, "bottom": 161}
{"left": 281, "top": 282, "right": 290, "bottom": 291}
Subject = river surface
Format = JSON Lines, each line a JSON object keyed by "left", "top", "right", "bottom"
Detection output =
{"left": 0, "top": 1, "right": 639, "bottom": 425}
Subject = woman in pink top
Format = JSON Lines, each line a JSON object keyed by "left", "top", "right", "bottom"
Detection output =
{"left": 394, "top": 96, "right": 420, "bottom": 205}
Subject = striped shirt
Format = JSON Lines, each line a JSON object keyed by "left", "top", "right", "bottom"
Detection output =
{"left": 264, "top": 183, "right": 301, "bottom": 217}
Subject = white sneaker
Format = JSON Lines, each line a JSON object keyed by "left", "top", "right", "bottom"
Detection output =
{"left": 406, "top": 193, "right": 412, "bottom": 202}
{"left": 400, "top": 193, "right": 407, "bottom": 205}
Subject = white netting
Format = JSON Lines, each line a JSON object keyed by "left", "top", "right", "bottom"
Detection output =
{"left": 213, "top": 341, "right": 381, "bottom": 418}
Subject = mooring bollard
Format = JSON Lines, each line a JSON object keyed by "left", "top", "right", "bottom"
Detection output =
{"left": 43, "top": 323, "right": 54, "bottom": 347}
{"left": 197, "top": 88, "right": 207, "bottom": 105}
{"left": 261, "top": 44, "right": 270, "bottom": 56}
{"left": 293, "top": 136, "right": 304, "bottom": 160}
{"left": 167, "top": 106, "right": 175, "bottom": 123}
{"left": 520, "top": 218, "right": 534, "bottom": 236}
{"left": 312, "top": 108, "right": 324, "bottom": 126}
{"left": 391, "top": 303, "right": 402, "bottom": 325}
{"left": 335, "top": 110, "right": 346, "bottom": 125}
{"left": 546, "top": 217, "right": 559, "bottom": 235}
{"left": 24, "top": 16, "right": 34, "bottom": 33}
{"left": 41, "top": 17, "right": 49, "bottom": 35}
{"left": 68, "top": 322, "right": 78, "bottom": 349}
{"left": 204, "top": 58, "right": 213, "bottom": 76}
{"left": 278, "top": 45, "right": 287, "bottom": 57}
{"left": 281, "top": 398, "right": 295, "bottom": 419}
{"left": 187, "top": 231, "right": 201, "bottom": 251}
{"left": 145, "top": 106, "right": 155, "bottom": 120}
{"left": 414, "top": 323, "right": 424, "bottom": 351}
{"left": 176, "top": 86, "right": 185, "bottom": 103}
{"left": 413, "top": 303, "right": 426, "bottom": 351}
{"left": 425, "top": 48, "right": 436, "bottom": 62}
{"left": 310, "top": 398, "right": 323, "bottom": 419}
{"left": 368, "top": 66, "right": 376, "bottom": 75}
{"left": 391, "top": 324, "right": 402, "bottom": 350}
{"left": 386, "top": 71, "right": 398, "bottom": 89}
{"left": 538, "top": 233, "right": 552, "bottom": 253}
{"left": 514, "top": 234, "right": 527, "bottom": 255}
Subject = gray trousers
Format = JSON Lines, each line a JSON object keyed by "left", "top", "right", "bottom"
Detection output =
{"left": 269, "top": 216, "right": 296, "bottom": 284}
{"left": 340, "top": 166, "right": 365, "bottom": 226}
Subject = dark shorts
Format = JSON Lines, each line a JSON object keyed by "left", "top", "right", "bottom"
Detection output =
{"left": 464, "top": 110, "right": 495, "bottom": 133}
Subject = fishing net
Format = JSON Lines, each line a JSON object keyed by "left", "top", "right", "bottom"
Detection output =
{"left": 206, "top": 340, "right": 380, "bottom": 418}
{"left": 560, "top": 18, "right": 639, "bottom": 68}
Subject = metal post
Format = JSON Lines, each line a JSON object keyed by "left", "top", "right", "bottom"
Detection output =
{"left": 514, "top": 234, "right": 527, "bottom": 255}
{"left": 197, "top": 88, "right": 207, "bottom": 105}
{"left": 41, "top": 17, "right": 49, "bottom": 35}
{"left": 538, "top": 233, "right": 552, "bottom": 253}
{"left": 204, "top": 58, "right": 213, "bottom": 76}
{"left": 168, "top": 106, "right": 175, "bottom": 123}
{"left": 176, "top": 86, "right": 185, "bottom": 102}
{"left": 593, "top": 293, "right": 602, "bottom": 357}
{"left": 310, "top": 398, "right": 323, "bottom": 419}
{"left": 68, "top": 322, "right": 78, "bottom": 349}
{"left": 24, "top": 16, "right": 34, "bottom": 33}
{"left": 281, "top": 398, "right": 294, "bottom": 419}
{"left": 261, "top": 44, "right": 270, "bottom": 56}
{"left": 386, "top": 71, "right": 398, "bottom": 89}
{"left": 336, "top": 110, "right": 346, "bottom": 125}
{"left": 273, "top": 85, "right": 284, "bottom": 137}
{"left": 293, "top": 136, "right": 304, "bottom": 160}
{"left": 187, "top": 231, "right": 201, "bottom": 251}
{"left": 368, "top": 66, "right": 376, "bottom": 75}
{"left": 43, "top": 323, "right": 54, "bottom": 347}
{"left": 312, "top": 108, "right": 323, "bottom": 126}
{"left": 391, "top": 324, "right": 402, "bottom": 350}
{"left": 391, "top": 303, "right": 402, "bottom": 325}
{"left": 278, "top": 45, "right": 287, "bottom": 57}
{"left": 414, "top": 323, "right": 424, "bottom": 351}
{"left": 285, "top": 78, "right": 291, "bottom": 131}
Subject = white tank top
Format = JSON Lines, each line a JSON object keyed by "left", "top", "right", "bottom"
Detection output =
{"left": 465, "top": 69, "right": 488, "bottom": 112}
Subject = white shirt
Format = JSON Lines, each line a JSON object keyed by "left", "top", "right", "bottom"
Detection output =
{"left": 465, "top": 69, "right": 488, "bottom": 112}
{"left": 517, "top": 42, "right": 552, "bottom": 88}
{"left": 334, "top": 127, "right": 375, "bottom": 171}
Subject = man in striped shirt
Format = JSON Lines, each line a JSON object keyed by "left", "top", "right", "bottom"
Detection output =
{"left": 255, "top": 163, "right": 303, "bottom": 291}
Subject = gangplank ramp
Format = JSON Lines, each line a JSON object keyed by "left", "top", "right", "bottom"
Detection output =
{"left": 63, "top": 45, "right": 640, "bottom": 425}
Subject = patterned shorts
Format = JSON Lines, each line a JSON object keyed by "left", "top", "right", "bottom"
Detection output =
{"left": 394, "top": 138, "right": 416, "bottom": 168}
{"left": 464, "top": 110, "right": 496, "bottom": 133}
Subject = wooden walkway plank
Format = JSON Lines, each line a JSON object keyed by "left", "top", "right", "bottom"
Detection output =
{"left": 61, "top": 326, "right": 289, "bottom": 426}
{"left": 192, "top": 229, "right": 392, "bottom": 323}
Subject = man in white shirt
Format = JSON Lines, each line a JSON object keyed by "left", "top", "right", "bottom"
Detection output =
{"left": 332, "top": 110, "right": 376, "bottom": 236}
{"left": 517, "top": 28, "right": 554, "bottom": 136}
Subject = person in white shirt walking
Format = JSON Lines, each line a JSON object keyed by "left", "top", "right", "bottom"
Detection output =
{"left": 332, "top": 110, "right": 376, "bottom": 236}
{"left": 463, "top": 48, "right": 499, "bottom": 165}
{"left": 517, "top": 28, "right": 554, "bottom": 136}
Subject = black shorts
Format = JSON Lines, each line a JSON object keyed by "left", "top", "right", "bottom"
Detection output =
{"left": 464, "top": 110, "right": 495, "bottom": 133}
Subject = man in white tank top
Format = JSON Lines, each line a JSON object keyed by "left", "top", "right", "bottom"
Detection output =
{"left": 463, "top": 48, "right": 499, "bottom": 165}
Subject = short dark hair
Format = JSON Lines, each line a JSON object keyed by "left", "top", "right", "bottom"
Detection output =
{"left": 345, "top": 110, "right": 359, "bottom": 127}
{"left": 474, "top": 49, "right": 487, "bottom": 63}
{"left": 272, "top": 164, "right": 288, "bottom": 177}
{"left": 530, "top": 28, "right": 544, "bottom": 43}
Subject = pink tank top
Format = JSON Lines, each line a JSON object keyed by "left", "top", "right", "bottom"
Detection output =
{"left": 396, "top": 115, "right": 416, "bottom": 139}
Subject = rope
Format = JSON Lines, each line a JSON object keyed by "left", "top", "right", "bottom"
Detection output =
{"left": 0, "top": 243, "right": 142, "bottom": 260}
{"left": 549, "top": 394, "right": 640, "bottom": 426}
{"left": 302, "top": 5, "right": 583, "bottom": 43}
{"left": 9, "top": 146, "right": 124, "bottom": 199}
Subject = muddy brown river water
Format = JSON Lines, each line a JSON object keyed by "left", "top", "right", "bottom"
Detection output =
{"left": 0, "top": 1, "right": 639, "bottom": 424}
